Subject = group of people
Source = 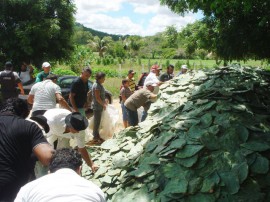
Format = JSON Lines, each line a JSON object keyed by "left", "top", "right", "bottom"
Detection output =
{"left": 0, "top": 98, "right": 105, "bottom": 201}
{"left": 120, "top": 64, "right": 188, "bottom": 127}
{"left": 0, "top": 60, "right": 111, "bottom": 201}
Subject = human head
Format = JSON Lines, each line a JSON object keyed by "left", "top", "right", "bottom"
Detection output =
{"left": 42, "top": 62, "right": 51, "bottom": 73}
{"left": 95, "top": 72, "right": 106, "bottom": 84}
{"left": 122, "top": 79, "right": 129, "bottom": 87}
{"left": 151, "top": 64, "right": 162, "bottom": 76}
{"left": 80, "top": 66, "right": 92, "bottom": 83}
{"left": 65, "top": 112, "right": 88, "bottom": 133}
{"left": 127, "top": 70, "right": 135, "bottom": 79}
{"left": 5, "top": 61, "right": 13, "bottom": 70}
{"left": 49, "top": 148, "right": 83, "bottom": 174}
{"left": 46, "top": 74, "right": 58, "bottom": 83}
{"left": 0, "top": 98, "right": 30, "bottom": 118}
{"left": 167, "top": 64, "right": 174, "bottom": 75}
{"left": 144, "top": 80, "right": 157, "bottom": 92}
{"left": 181, "top": 65, "right": 188, "bottom": 74}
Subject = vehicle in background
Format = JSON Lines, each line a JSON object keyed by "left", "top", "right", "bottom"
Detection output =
{"left": 18, "top": 75, "right": 112, "bottom": 111}
{"left": 57, "top": 75, "right": 112, "bottom": 108}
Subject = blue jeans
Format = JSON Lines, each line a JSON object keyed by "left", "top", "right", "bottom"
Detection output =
{"left": 125, "top": 106, "right": 138, "bottom": 126}
{"left": 141, "top": 110, "right": 147, "bottom": 122}
{"left": 93, "top": 109, "right": 102, "bottom": 139}
{"left": 121, "top": 102, "right": 128, "bottom": 121}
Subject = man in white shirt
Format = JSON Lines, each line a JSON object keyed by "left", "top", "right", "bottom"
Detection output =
{"left": 28, "top": 74, "right": 72, "bottom": 116}
{"left": 44, "top": 108, "right": 98, "bottom": 173}
{"left": 15, "top": 148, "right": 105, "bottom": 202}
{"left": 143, "top": 64, "right": 162, "bottom": 88}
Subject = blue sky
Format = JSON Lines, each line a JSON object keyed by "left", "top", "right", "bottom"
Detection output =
{"left": 74, "top": 0, "right": 202, "bottom": 36}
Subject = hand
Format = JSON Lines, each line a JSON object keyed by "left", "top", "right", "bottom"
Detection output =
{"left": 90, "top": 163, "right": 99, "bottom": 173}
{"left": 21, "top": 91, "right": 25, "bottom": 95}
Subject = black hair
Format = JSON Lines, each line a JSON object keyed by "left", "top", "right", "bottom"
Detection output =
{"left": 0, "top": 98, "right": 29, "bottom": 118}
{"left": 167, "top": 64, "right": 174, "bottom": 69}
{"left": 82, "top": 66, "right": 92, "bottom": 75}
{"left": 49, "top": 148, "right": 83, "bottom": 173}
{"left": 95, "top": 72, "right": 106, "bottom": 81}
{"left": 122, "top": 79, "right": 129, "bottom": 85}
{"left": 46, "top": 74, "right": 58, "bottom": 80}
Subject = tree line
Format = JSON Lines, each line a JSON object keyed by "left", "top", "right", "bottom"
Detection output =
{"left": 1, "top": 0, "right": 270, "bottom": 69}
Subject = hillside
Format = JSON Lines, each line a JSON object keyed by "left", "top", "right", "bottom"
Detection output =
{"left": 75, "top": 22, "right": 130, "bottom": 41}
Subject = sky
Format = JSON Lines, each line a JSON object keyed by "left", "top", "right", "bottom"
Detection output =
{"left": 74, "top": 0, "right": 203, "bottom": 36}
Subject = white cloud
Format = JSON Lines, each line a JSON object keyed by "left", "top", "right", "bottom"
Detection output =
{"left": 74, "top": 0, "right": 199, "bottom": 36}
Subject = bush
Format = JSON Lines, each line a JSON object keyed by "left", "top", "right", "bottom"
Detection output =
{"left": 53, "top": 68, "right": 76, "bottom": 76}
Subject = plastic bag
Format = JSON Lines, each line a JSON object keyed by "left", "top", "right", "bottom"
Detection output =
{"left": 89, "top": 104, "right": 119, "bottom": 140}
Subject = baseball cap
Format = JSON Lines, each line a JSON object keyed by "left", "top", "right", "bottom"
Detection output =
{"left": 151, "top": 64, "right": 162, "bottom": 71}
{"left": 42, "top": 62, "right": 51, "bottom": 68}
{"left": 181, "top": 65, "right": 188, "bottom": 69}
{"left": 30, "top": 115, "right": 50, "bottom": 133}
{"left": 5, "top": 61, "right": 13, "bottom": 68}
{"left": 128, "top": 70, "right": 136, "bottom": 75}
{"left": 145, "top": 80, "right": 158, "bottom": 87}
{"left": 65, "top": 112, "right": 88, "bottom": 131}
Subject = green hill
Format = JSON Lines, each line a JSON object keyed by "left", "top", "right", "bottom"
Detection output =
{"left": 75, "top": 22, "right": 130, "bottom": 41}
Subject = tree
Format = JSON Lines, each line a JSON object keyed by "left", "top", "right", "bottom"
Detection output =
{"left": 0, "top": 0, "right": 76, "bottom": 67}
{"left": 73, "top": 26, "right": 93, "bottom": 45}
{"left": 88, "top": 36, "right": 112, "bottom": 57}
{"left": 163, "top": 25, "right": 178, "bottom": 48}
{"left": 160, "top": 0, "right": 270, "bottom": 60}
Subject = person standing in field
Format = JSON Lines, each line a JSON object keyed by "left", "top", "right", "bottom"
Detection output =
{"left": 35, "top": 62, "right": 52, "bottom": 82}
{"left": 177, "top": 64, "right": 188, "bottom": 76}
{"left": 159, "top": 64, "right": 174, "bottom": 82}
{"left": 88, "top": 72, "right": 107, "bottom": 145}
{"left": 28, "top": 74, "right": 72, "bottom": 116}
{"left": 69, "top": 67, "right": 92, "bottom": 116}
{"left": 18, "top": 60, "right": 34, "bottom": 85}
{"left": 120, "top": 79, "right": 132, "bottom": 128}
{"left": 0, "top": 61, "right": 24, "bottom": 102}
{"left": 127, "top": 69, "right": 136, "bottom": 92}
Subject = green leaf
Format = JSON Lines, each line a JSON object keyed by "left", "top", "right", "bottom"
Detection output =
{"left": 219, "top": 171, "right": 240, "bottom": 194}
{"left": 250, "top": 154, "right": 269, "bottom": 174}
{"left": 241, "top": 141, "right": 270, "bottom": 152}
{"left": 177, "top": 154, "right": 198, "bottom": 168}
{"left": 163, "top": 178, "right": 188, "bottom": 194}
{"left": 175, "top": 145, "right": 204, "bottom": 159}
{"left": 201, "top": 171, "right": 220, "bottom": 193}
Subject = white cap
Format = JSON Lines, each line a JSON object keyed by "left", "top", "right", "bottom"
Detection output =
{"left": 145, "top": 80, "right": 158, "bottom": 87}
{"left": 42, "top": 62, "right": 51, "bottom": 68}
{"left": 181, "top": 65, "right": 188, "bottom": 69}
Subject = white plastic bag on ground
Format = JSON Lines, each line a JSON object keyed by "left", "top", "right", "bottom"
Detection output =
{"left": 88, "top": 104, "right": 119, "bottom": 140}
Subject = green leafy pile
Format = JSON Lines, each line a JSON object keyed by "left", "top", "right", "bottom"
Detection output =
{"left": 83, "top": 65, "right": 270, "bottom": 202}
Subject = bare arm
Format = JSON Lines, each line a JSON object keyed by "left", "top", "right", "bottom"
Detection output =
{"left": 33, "top": 143, "right": 54, "bottom": 166}
{"left": 94, "top": 89, "right": 106, "bottom": 110}
{"left": 150, "top": 93, "right": 157, "bottom": 99}
{"left": 56, "top": 93, "right": 72, "bottom": 112}
{"left": 69, "top": 92, "right": 78, "bottom": 112}
{"left": 78, "top": 147, "right": 98, "bottom": 173}
{"left": 17, "top": 82, "right": 25, "bottom": 95}
{"left": 27, "top": 94, "right": 34, "bottom": 104}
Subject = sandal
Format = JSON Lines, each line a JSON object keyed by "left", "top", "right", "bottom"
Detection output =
{"left": 86, "top": 138, "right": 103, "bottom": 146}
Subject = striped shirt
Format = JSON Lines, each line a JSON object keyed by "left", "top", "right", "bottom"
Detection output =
{"left": 127, "top": 77, "right": 136, "bottom": 92}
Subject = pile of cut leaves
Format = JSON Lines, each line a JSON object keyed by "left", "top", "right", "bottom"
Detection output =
{"left": 83, "top": 64, "right": 270, "bottom": 202}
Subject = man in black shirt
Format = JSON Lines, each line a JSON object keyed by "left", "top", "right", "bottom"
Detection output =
{"left": 69, "top": 67, "right": 92, "bottom": 116}
{"left": 0, "top": 98, "right": 53, "bottom": 201}
{"left": 159, "top": 64, "right": 174, "bottom": 82}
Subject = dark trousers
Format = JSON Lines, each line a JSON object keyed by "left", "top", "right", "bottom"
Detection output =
{"left": 93, "top": 109, "right": 102, "bottom": 139}
{"left": 125, "top": 106, "right": 138, "bottom": 126}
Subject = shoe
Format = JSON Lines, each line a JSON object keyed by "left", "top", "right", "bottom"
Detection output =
{"left": 86, "top": 138, "right": 103, "bottom": 146}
